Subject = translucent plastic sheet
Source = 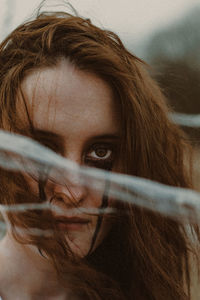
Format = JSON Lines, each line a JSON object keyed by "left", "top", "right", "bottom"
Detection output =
{"left": 0, "top": 129, "right": 200, "bottom": 239}
{"left": 171, "top": 113, "right": 200, "bottom": 128}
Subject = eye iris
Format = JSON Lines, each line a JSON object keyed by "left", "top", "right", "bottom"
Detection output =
{"left": 95, "top": 148, "right": 107, "bottom": 158}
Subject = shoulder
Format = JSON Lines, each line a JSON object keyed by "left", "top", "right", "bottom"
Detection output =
{"left": 189, "top": 250, "right": 200, "bottom": 300}
{"left": 185, "top": 227, "right": 200, "bottom": 300}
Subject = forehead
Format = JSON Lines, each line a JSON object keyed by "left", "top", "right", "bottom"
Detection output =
{"left": 21, "top": 59, "right": 120, "bottom": 137}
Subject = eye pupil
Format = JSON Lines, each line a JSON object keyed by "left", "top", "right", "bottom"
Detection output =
{"left": 95, "top": 148, "right": 107, "bottom": 157}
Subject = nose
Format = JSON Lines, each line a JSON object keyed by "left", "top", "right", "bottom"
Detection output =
{"left": 49, "top": 151, "right": 88, "bottom": 207}
{"left": 52, "top": 176, "right": 87, "bottom": 207}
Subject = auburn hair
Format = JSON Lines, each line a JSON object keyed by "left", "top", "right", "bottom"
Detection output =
{"left": 0, "top": 11, "right": 198, "bottom": 299}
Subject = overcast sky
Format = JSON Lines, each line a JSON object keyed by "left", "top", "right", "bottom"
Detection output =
{"left": 0, "top": 0, "right": 199, "bottom": 54}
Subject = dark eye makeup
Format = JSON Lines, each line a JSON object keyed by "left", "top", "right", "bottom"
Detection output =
{"left": 31, "top": 129, "right": 118, "bottom": 171}
{"left": 84, "top": 143, "right": 116, "bottom": 171}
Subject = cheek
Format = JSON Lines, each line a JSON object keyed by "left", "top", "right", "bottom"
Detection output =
{"left": 89, "top": 196, "right": 116, "bottom": 248}
{"left": 22, "top": 173, "right": 40, "bottom": 197}
{"left": 89, "top": 209, "right": 114, "bottom": 254}
{"left": 22, "top": 172, "right": 57, "bottom": 200}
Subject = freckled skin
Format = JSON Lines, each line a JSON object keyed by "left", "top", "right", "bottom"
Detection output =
{"left": 21, "top": 58, "right": 120, "bottom": 256}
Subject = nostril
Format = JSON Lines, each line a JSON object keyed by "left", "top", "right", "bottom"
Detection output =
{"left": 50, "top": 192, "right": 70, "bottom": 203}
{"left": 54, "top": 182, "right": 86, "bottom": 200}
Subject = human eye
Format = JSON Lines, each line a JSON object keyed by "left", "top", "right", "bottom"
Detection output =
{"left": 84, "top": 143, "right": 115, "bottom": 170}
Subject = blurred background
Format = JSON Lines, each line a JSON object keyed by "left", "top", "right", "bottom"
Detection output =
{"left": 1, "top": 0, "right": 200, "bottom": 144}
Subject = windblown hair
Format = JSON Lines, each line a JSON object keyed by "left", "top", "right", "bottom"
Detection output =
{"left": 0, "top": 10, "right": 198, "bottom": 300}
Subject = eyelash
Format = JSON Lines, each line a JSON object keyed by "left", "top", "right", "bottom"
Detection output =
{"left": 84, "top": 143, "right": 115, "bottom": 171}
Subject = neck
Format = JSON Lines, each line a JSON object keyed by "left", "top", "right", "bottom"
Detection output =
{"left": 0, "top": 233, "right": 69, "bottom": 299}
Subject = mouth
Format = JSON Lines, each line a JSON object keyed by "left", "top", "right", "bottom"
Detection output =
{"left": 55, "top": 216, "right": 90, "bottom": 231}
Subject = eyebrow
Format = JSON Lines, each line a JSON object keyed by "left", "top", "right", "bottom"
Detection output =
{"left": 32, "top": 129, "right": 120, "bottom": 147}
{"left": 32, "top": 129, "right": 63, "bottom": 140}
{"left": 32, "top": 129, "right": 66, "bottom": 153}
{"left": 89, "top": 134, "right": 120, "bottom": 141}
{"left": 32, "top": 130, "right": 120, "bottom": 156}
{"left": 33, "top": 129, "right": 120, "bottom": 139}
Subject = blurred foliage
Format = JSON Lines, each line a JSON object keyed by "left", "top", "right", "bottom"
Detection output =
{"left": 146, "top": 7, "right": 200, "bottom": 64}
{"left": 145, "top": 7, "right": 200, "bottom": 144}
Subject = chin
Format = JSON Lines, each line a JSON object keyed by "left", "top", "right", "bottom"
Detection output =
{"left": 64, "top": 229, "right": 96, "bottom": 258}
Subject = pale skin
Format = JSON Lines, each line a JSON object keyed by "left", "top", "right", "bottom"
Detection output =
{"left": 0, "top": 58, "right": 120, "bottom": 299}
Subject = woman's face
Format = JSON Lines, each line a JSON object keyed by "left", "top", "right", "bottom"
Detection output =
{"left": 20, "top": 58, "right": 120, "bottom": 257}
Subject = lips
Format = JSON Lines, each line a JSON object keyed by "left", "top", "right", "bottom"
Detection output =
{"left": 55, "top": 216, "right": 90, "bottom": 231}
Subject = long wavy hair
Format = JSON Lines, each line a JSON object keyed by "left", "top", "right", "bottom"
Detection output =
{"left": 0, "top": 10, "right": 198, "bottom": 300}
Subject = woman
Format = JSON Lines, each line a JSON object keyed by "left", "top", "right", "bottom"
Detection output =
{"left": 0, "top": 8, "right": 198, "bottom": 300}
